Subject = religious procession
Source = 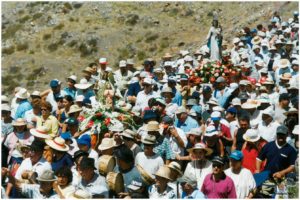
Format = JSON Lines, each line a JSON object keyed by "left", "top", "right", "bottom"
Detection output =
{"left": 1, "top": 4, "right": 299, "bottom": 199}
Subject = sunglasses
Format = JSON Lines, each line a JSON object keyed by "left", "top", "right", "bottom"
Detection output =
{"left": 212, "top": 164, "right": 222, "bottom": 168}
{"left": 41, "top": 108, "right": 48, "bottom": 111}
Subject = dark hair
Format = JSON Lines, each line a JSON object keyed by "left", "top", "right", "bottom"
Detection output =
{"left": 279, "top": 93, "right": 290, "bottom": 102}
{"left": 55, "top": 166, "right": 73, "bottom": 184}
{"left": 79, "top": 157, "right": 95, "bottom": 170}
{"left": 148, "top": 98, "right": 157, "bottom": 108}
{"left": 89, "top": 62, "right": 98, "bottom": 68}
{"left": 32, "top": 98, "right": 41, "bottom": 109}
{"left": 64, "top": 95, "right": 74, "bottom": 103}
{"left": 256, "top": 24, "right": 263, "bottom": 30}
{"left": 238, "top": 114, "right": 250, "bottom": 124}
{"left": 41, "top": 101, "right": 52, "bottom": 112}
{"left": 115, "top": 145, "right": 134, "bottom": 163}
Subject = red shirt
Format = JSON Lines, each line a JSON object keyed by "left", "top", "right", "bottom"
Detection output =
{"left": 242, "top": 141, "right": 267, "bottom": 173}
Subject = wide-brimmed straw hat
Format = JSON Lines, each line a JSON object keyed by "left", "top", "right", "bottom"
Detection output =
{"left": 187, "top": 142, "right": 213, "bottom": 156}
{"left": 67, "top": 105, "right": 83, "bottom": 114}
{"left": 74, "top": 79, "right": 92, "bottom": 90}
{"left": 136, "top": 164, "right": 155, "bottom": 185}
{"left": 154, "top": 166, "right": 173, "bottom": 181}
{"left": 12, "top": 118, "right": 27, "bottom": 126}
{"left": 45, "top": 137, "right": 69, "bottom": 152}
{"left": 141, "top": 134, "right": 156, "bottom": 145}
{"left": 146, "top": 121, "right": 160, "bottom": 132}
{"left": 251, "top": 36, "right": 262, "bottom": 45}
{"left": 283, "top": 107, "right": 298, "bottom": 116}
{"left": 30, "top": 126, "right": 52, "bottom": 139}
{"left": 67, "top": 189, "right": 92, "bottom": 199}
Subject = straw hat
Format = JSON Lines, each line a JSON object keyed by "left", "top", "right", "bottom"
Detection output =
{"left": 167, "top": 161, "right": 183, "bottom": 177}
{"left": 146, "top": 121, "right": 160, "bottom": 132}
{"left": 12, "top": 118, "right": 27, "bottom": 126}
{"left": 141, "top": 134, "right": 156, "bottom": 145}
{"left": 98, "top": 155, "right": 116, "bottom": 175}
{"left": 67, "top": 189, "right": 92, "bottom": 199}
{"left": 251, "top": 36, "right": 262, "bottom": 45}
{"left": 15, "top": 88, "right": 30, "bottom": 99}
{"left": 82, "top": 67, "right": 93, "bottom": 74}
{"left": 280, "top": 73, "right": 292, "bottom": 81}
{"left": 243, "top": 129, "right": 260, "bottom": 142}
{"left": 136, "top": 164, "right": 155, "bottom": 185}
{"left": 154, "top": 166, "right": 173, "bottom": 181}
{"left": 187, "top": 143, "right": 213, "bottom": 156}
{"left": 207, "top": 98, "right": 219, "bottom": 106}
{"left": 45, "top": 137, "right": 69, "bottom": 152}
{"left": 241, "top": 102, "right": 258, "bottom": 109}
{"left": 67, "top": 105, "right": 83, "bottom": 114}
{"left": 121, "top": 129, "right": 137, "bottom": 139}
{"left": 279, "top": 59, "right": 290, "bottom": 69}
{"left": 36, "top": 169, "right": 57, "bottom": 182}
{"left": 98, "top": 138, "right": 116, "bottom": 151}
{"left": 30, "top": 126, "right": 52, "bottom": 139}
{"left": 74, "top": 79, "right": 92, "bottom": 90}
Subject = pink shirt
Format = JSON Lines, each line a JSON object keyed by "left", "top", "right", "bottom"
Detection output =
{"left": 201, "top": 173, "right": 237, "bottom": 198}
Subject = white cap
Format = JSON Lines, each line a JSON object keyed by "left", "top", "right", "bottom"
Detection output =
{"left": 143, "top": 77, "right": 153, "bottom": 85}
{"left": 119, "top": 60, "right": 127, "bottom": 68}
{"left": 99, "top": 57, "right": 107, "bottom": 64}
{"left": 211, "top": 111, "right": 221, "bottom": 118}
{"left": 231, "top": 98, "right": 241, "bottom": 106}
{"left": 1, "top": 95, "right": 9, "bottom": 103}
{"left": 31, "top": 91, "right": 41, "bottom": 97}
{"left": 233, "top": 37, "right": 241, "bottom": 44}
{"left": 75, "top": 95, "right": 84, "bottom": 102}
{"left": 126, "top": 59, "right": 135, "bottom": 65}
{"left": 262, "top": 107, "right": 274, "bottom": 118}
{"left": 140, "top": 71, "right": 149, "bottom": 78}
{"left": 252, "top": 45, "right": 260, "bottom": 50}
{"left": 292, "top": 59, "right": 299, "bottom": 66}
{"left": 68, "top": 75, "right": 77, "bottom": 82}
{"left": 205, "top": 126, "right": 219, "bottom": 137}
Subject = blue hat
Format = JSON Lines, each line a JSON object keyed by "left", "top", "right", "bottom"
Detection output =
{"left": 251, "top": 28, "right": 257, "bottom": 33}
{"left": 227, "top": 107, "right": 237, "bottom": 114}
{"left": 77, "top": 134, "right": 91, "bottom": 148}
{"left": 143, "top": 110, "right": 158, "bottom": 121}
{"left": 229, "top": 150, "right": 244, "bottom": 161}
{"left": 65, "top": 117, "right": 79, "bottom": 126}
{"left": 50, "top": 79, "right": 60, "bottom": 87}
{"left": 202, "top": 85, "right": 212, "bottom": 93}
{"left": 61, "top": 132, "right": 73, "bottom": 143}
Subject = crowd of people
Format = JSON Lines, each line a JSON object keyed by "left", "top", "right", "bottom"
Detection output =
{"left": 1, "top": 10, "right": 299, "bottom": 199}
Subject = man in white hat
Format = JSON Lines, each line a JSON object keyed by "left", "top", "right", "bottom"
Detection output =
{"left": 114, "top": 60, "right": 133, "bottom": 95}
{"left": 257, "top": 106, "right": 280, "bottom": 142}
{"left": 63, "top": 75, "right": 77, "bottom": 99}
{"left": 134, "top": 77, "right": 159, "bottom": 112}
{"left": 135, "top": 134, "right": 164, "bottom": 179}
{"left": 14, "top": 88, "right": 32, "bottom": 119}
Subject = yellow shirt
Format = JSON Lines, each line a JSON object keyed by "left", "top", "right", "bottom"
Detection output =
{"left": 36, "top": 115, "right": 59, "bottom": 138}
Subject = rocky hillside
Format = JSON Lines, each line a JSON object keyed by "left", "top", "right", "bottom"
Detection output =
{"left": 2, "top": 1, "right": 298, "bottom": 95}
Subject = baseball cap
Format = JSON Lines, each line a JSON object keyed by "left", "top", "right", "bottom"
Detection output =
{"left": 119, "top": 60, "right": 127, "bottom": 68}
{"left": 212, "top": 156, "right": 225, "bottom": 165}
{"left": 77, "top": 134, "right": 91, "bottom": 148}
{"left": 202, "top": 85, "right": 212, "bottom": 93}
{"left": 276, "top": 125, "right": 288, "bottom": 135}
{"left": 211, "top": 111, "right": 221, "bottom": 121}
{"left": 227, "top": 107, "right": 237, "bottom": 114}
{"left": 162, "top": 116, "right": 174, "bottom": 125}
{"left": 50, "top": 79, "right": 60, "bottom": 87}
{"left": 229, "top": 150, "right": 244, "bottom": 161}
{"left": 79, "top": 157, "right": 96, "bottom": 170}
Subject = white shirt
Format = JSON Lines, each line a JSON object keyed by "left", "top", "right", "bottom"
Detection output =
{"left": 166, "top": 127, "right": 187, "bottom": 156}
{"left": 21, "top": 183, "right": 58, "bottom": 199}
{"left": 15, "top": 157, "right": 51, "bottom": 180}
{"left": 225, "top": 167, "right": 256, "bottom": 199}
{"left": 257, "top": 120, "right": 281, "bottom": 142}
{"left": 134, "top": 90, "right": 159, "bottom": 112}
{"left": 24, "top": 109, "right": 37, "bottom": 125}
{"left": 77, "top": 173, "right": 108, "bottom": 198}
{"left": 274, "top": 104, "right": 288, "bottom": 125}
{"left": 135, "top": 152, "right": 164, "bottom": 179}
{"left": 113, "top": 70, "right": 133, "bottom": 91}
{"left": 88, "top": 149, "right": 99, "bottom": 168}
{"left": 229, "top": 120, "right": 239, "bottom": 138}
{"left": 249, "top": 110, "right": 262, "bottom": 129}
{"left": 148, "top": 184, "right": 176, "bottom": 199}
{"left": 183, "top": 160, "right": 212, "bottom": 189}
{"left": 165, "top": 103, "right": 179, "bottom": 118}
{"left": 46, "top": 90, "right": 67, "bottom": 112}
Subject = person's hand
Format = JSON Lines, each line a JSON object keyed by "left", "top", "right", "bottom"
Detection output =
{"left": 52, "top": 181, "right": 59, "bottom": 191}
{"left": 273, "top": 171, "right": 284, "bottom": 179}
{"left": 74, "top": 132, "right": 81, "bottom": 138}
{"left": 118, "top": 192, "right": 129, "bottom": 198}
{"left": 169, "top": 126, "right": 178, "bottom": 137}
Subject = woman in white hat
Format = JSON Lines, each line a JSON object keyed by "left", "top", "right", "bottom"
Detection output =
{"left": 148, "top": 166, "right": 176, "bottom": 199}
{"left": 4, "top": 118, "right": 34, "bottom": 165}
{"left": 241, "top": 129, "right": 267, "bottom": 174}
{"left": 45, "top": 137, "right": 73, "bottom": 172}
{"left": 184, "top": 143, "right": 213, "bottom": 189}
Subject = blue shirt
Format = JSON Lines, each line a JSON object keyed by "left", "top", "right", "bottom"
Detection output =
{"left": 175, "top": 116, "right": 199, "bottom": 133}
{"left": 15, "top": 100, "right": 32, "bottom": 119}
{"left": 258, "top": 141, "right": 297, "bottom": 174}
{"left": 182, "top": 189, "right": 206, "bottom": 199}
{"left": 127, "top": 81, "right": 141, "bottom": 97}
{"left": 51, "top": 153, "right": 73, "bottom": 172}
{"left": 114, "top": 166, "right": 143, "bottom": 192}
{"left": 63, "top": 87, "right": 77, "bottom": 99}
{"left": 77, "top": 89, "right": 95, "bottom": 105}
{"left": 172, "top": 88, "right": 182, "bottom": 106}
